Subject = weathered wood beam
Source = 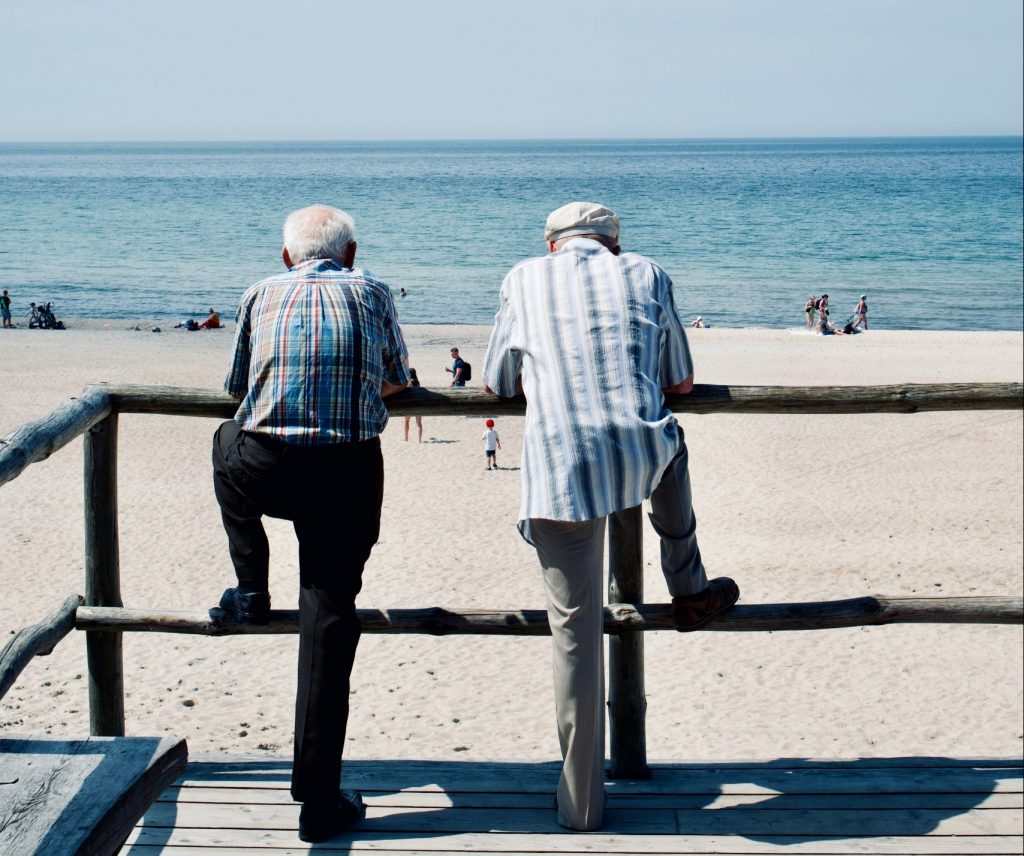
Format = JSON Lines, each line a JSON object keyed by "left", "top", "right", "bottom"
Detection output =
{"left": 0, "top": 594, "right": 82, "bottom": 701}
{"left": 0, "top": 386, "right": 111, "bottom": 488}
{"left": 84, "top": 413, "right": 125, "bottom": 738}
{"left": 75, "top": 596, "right": 1023, "bottom": 636}
{"left": 96, "top": 381, "right": 1023, "bottom": 418}
{"left": 608, "top": 505, "right": 649, "bottom": 779}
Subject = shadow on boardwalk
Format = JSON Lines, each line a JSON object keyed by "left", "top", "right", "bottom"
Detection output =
{"left": 125, "top": 755, "right": 1024, "bottom": 851}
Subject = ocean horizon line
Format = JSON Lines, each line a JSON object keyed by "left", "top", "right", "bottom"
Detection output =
{"left": 1, "top": 134, "right": 1022, "bottom": 147}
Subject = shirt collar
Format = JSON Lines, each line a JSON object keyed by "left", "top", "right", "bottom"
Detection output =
{"left": 289, "top": 258, "right": 352, "bottom": 273}
{"left": 557, "top": 237, "right": 607, "bottom": 253}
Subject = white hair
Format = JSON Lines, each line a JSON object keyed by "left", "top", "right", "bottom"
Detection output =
{"left": 282, "top": 204, "right": 357, "bottom": 263}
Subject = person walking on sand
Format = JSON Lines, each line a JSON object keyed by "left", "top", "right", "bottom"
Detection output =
{"left": 209, "top": 204, "right": 410, "bottom": 843}
{"left": 446, "top": 347, "right": 468, "bottom": 386}
{"left": 853, "top": 294, "right": 868, "bottom": 330}
{"left": 1, "top": 289, "right": 12, "bottom": 328}
{"left": 483, "top": 201, "right": 739, "bottom": 832}
{"left": 482, "top": 418, "right": 501, "bottom": 469}
{"left": 805, "top": 295, "right": 816, "bottom": 330}
{"left": 403, "top": 368, "right": 423, "bottom": 442}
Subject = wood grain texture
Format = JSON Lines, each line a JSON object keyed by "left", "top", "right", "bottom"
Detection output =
{"left": 608, "top": 505, "right": 648, "bottom": 779}
{"left": 84, "top": 414, "right": 124, "bottom": 738}
{"left": 0, "top": 735, "right": 186, "bottom": 856}
{"left": 0, "top": 386, "right": 111, "bottom": 489}
{"left": 75, "top": 596, "right": 1023, "bottom": 637}
{"left": 118, "top": 755, "right": 1024, "bottom": 855}
{"left": 0, "top": 594, "right": 82, "bottom": 702}
{"left": 96, "top": 381, "right": 1024, "bottom": 417}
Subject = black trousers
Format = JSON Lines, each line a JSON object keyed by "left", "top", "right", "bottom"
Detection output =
{"left": 212, "top": 420, "right": 383, "bottom": 805}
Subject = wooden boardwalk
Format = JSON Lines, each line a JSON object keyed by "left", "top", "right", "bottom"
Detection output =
{"left": 121, "top": 756, "right": 1023, "bottom": 855}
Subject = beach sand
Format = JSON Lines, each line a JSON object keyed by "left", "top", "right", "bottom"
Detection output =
{"left": 0, "top": 324, "right": 1021, "bottom": 765}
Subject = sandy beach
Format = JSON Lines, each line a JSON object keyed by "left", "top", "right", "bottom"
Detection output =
{"left": 0, "top": 323, "right": 1021, "bottom": 766}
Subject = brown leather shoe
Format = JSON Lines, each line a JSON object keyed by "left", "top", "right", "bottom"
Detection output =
{"left": 672, "top": 577, "right": 740, "bottom": 632}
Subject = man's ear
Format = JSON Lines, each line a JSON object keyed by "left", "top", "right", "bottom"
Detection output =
{"left": 282, "top": 247, "right": 293, "bottom": 268}
{"left": 342, "top": 241, "right": 357, "bottom": 268}
{"left": 547, "top": 240, "right": 558, "bottom": 253}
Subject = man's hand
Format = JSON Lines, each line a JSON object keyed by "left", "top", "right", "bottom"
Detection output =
{"left": 381, "top": 380, "right": 407, "bottom": 398}
{"left": 663, "top": 374, "right": 694, "bottom": 395}
{"left": 484, "top": 377, "right": 524, "bottom": 397}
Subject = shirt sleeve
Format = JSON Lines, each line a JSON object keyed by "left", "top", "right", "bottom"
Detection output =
{"left": 656, "top": 271, "right": 694, "bottom": 387}
{"left": 482, "top": 276, "right": 523, "bottom": 397}
{"left": 224, "top": 289, "right": 255, "bottom": 397}
{"left": 380, "top": 290, "right": 412, "bottom": 387}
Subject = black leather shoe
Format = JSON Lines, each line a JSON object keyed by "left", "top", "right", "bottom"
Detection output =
{"left": 209, "top": 587, "right": 270, "bottom": 625}
{"left": 672, "top": 577, "right": 740, "bottom": 632}
{"left": 298, "top": 790, "right": 366, "bottom": 843}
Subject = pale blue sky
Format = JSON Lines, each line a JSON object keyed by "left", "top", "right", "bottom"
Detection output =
{"left": 1, "top": 0, "right": 1021, "bottom": 140}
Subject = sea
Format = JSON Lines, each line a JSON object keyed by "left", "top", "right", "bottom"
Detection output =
{"left": 0, "top": 137, "right": 1021, "bottom": 330}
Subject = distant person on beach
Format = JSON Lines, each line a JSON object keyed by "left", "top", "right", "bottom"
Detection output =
{"left": 689, "top": 316, "right": 706, "bottom": 328}
{"left": 446, "top": 347, "right": 468, "bottom": 386}
{"left": 853, "top": 294, "right": 868, "bottom": 330}
{"left": 481, "top": 418, "right": 501, "bottom": 469}
{"left": 403, "top": 368, "right": 423, "bottom": 442}
{"left": 805, "top": 295, "right": 816, "bottom": 329}
{"left": 209, "top": 204, "right": 409, "bottom": 843}
{"left": 199, "top": 307, "right": 222, "bottom": 329}
{"left": 817, "top": 293, "right": 829, "bottom": 321}
{"left": 399, "top": 287, "right": 407, "bottom": 298}
{"left": 1, "top": 289, "right": 12, "bottom": 328}
{"left": 483, "top": 201, "right": 739, "bottom": 832}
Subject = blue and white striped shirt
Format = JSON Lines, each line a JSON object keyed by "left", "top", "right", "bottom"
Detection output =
{"left": 226, "top": 258, "right": 410, "bottom": 445}
{"left": 483, "top": 238, "right": 694, "bottom": 536}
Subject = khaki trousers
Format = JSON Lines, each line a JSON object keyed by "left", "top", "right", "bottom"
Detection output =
{"left": 529, "top": 436, "right": 707, "bottom": 831}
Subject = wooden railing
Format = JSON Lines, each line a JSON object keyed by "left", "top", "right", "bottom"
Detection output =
{"left": 1, "top": 381, "right": 1022, "bottom": 778}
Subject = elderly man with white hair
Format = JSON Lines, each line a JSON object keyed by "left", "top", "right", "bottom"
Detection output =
{"left": 210, "top": 204, "right": 409, "bottom": 842}
{"left": 483, "top": 202, "right": 740, "bottom": 831}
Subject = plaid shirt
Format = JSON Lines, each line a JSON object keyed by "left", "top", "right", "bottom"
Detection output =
{"left": 226, "top": 258, "right": 410, "bottom": 445}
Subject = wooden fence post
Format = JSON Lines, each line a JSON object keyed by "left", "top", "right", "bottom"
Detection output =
{"left": 607, "top": 504, "right": 649, "bottom": 778}
{"left": 84, "top": 413, "right": 124, "bottom": 737}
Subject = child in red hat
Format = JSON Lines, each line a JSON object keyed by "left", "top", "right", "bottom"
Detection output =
{"left": 481, "top": 419, "right": 502, "bottom": 470}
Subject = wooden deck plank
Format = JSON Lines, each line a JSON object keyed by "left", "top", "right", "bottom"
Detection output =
{"left": 129, "top": 798, "right": 1024, "bottom": 836}
{"left": 120, "top": 847, "right": 1024, "bottom": 856}
{"left": 0, "top": 735, "right": 186, "bottom": 856}
{"left": 122, "top": 826, "right": 1024, "bottom": 853}
{"left": 160, "top": 784, "right": 1024, "bottom": 810}
{"left": 176, "top": 767, "right": 1024, "bottom": 796}
{"left": 120, "top": 757, "right": 1024, "bottom": 856}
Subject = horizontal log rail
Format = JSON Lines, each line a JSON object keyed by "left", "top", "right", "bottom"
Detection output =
{"left": 1, "top": 380, "right": 1020, "bottom": 753}
{"left": 0, "top": 387, "right": 111, "bottom": 488}
{"left": 100, "top": 381, "right": 1023, "bottom": 418}
{"left": 0, "top": 595, "right": 83, "bottom": 701}
{"left": 75, "top": 596, "right": 1023, "bottom": 637}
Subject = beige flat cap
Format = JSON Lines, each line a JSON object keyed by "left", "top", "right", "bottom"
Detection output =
{"left": 544, "top": 201, "right": 620, "bottom": 243}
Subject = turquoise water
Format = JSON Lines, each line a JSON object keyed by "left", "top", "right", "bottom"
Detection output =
{"left": 0, "top": 138, "right": 1021, "bottom": 329}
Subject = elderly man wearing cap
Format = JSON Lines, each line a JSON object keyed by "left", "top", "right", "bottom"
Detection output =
{"left": 483, "top": 201, "right": 739, "bottom": 831}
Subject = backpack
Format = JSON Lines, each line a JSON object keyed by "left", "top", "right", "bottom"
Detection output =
{"left": 813, "top": 298, "right": 822, "bottom": 310}
{"left": 460, "top": 361, "right": 472, "bottom": 382}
